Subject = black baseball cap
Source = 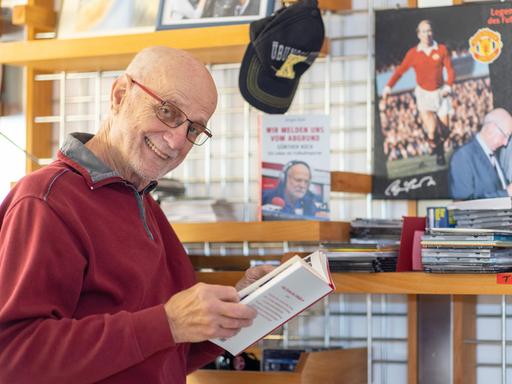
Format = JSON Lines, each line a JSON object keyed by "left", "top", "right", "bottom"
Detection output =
{"left": 239, "top": 0, "right": 325, "bottom": 114}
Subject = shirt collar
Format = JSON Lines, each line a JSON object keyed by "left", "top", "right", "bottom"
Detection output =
{"left": 416, "top": 41, "right": 438, "bottom": 54}
{"left": 476, "top": 132, "right": 494, "bottom": 159}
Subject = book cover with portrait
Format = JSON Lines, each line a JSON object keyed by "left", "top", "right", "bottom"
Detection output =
{"left": 374, "top": 3, "right": 512, "bottom": 200}
{"left": 259, "top": 114, "right": 330, "bottom": 221}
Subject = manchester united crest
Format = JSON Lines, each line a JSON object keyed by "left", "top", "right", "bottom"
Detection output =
{"left": 469, "top": 27, "right": 503, "bottom": 63}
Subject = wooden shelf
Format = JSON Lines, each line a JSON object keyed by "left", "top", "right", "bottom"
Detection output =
{"left": 173, "top": 221, "right": 349, "bottom": 243}
{"left": 331, "top": 171, "right": 372, "bottom": 194}
{"left": 187, "top": 348, "right": 366, "bottom": 384}
{"left": 0, "top": 23, "right": 330, "bottom": 71}
{"left": 0, "top": 25, "right": 250, "bottom": 71}
{"left": 197, "top": 271, "right": 512, "bottom": 295}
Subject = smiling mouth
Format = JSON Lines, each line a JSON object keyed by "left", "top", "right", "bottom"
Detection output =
{"left": 145, "top": 137, "right": 170, "bottom": 160}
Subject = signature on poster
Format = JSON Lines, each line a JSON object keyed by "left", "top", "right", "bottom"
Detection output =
{"left": 385, "top": 176, "right": 436, "bottom": 197}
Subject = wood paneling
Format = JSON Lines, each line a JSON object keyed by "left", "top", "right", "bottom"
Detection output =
{"left": 408, "top": 295, "right": 418, "bottom": 384}
{"left": 25, "top": 68, "right": 52, "bottom": 173}
{"left": 453, "top": 295, "right": 476, "bottom": 384}
{"left": 173, "top": 221, "right": 349, "bottom": 243}
{"left": 12, "top": 4, "right": 56, "bottom": 31}
{"left": 331, "top": 171, "right": 372, "bottom": 193}
{"left": 319, "top": 0, "right": 352, "bottom": 11}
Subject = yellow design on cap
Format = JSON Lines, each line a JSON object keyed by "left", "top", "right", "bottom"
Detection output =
{"left": 275, "top": 53, "right": 308, "bottom": 79}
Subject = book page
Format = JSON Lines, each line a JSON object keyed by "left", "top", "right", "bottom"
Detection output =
{"left": 210, "top": 256, "right": 334, "bottom": 355}
{"left": 238, "top": 255, "right": 303, "bottom": 299}
{"left": 304, "top": 250, "right": 330, "bottom": 282}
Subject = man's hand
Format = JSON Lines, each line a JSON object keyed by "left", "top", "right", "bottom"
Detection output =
{"left": 235, "top": 265, "right": 275, "bottom": 291}
{"left": 507, "top": 183, "right": 512, "bottom": 196}
{"left": 164, "top": 283, "right": 257, "bottom": 343}
{"left": 441, "top": 84, "right": 452, "bottom": 97}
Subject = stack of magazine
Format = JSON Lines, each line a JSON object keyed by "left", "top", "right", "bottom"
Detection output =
{"left": 320, "top": 243, "right": 398, "bottom": 272}
{"left": 350, "top": 218, "right": 402, "bottom": 246}
{"left": 449, "top": 197, "right": 512, "bottom": 229}
{"left": 421, "top": 228, "right": 512, "bottom": 273}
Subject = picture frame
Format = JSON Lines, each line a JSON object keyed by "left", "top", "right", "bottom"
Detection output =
{"left": 373, "top": 3, "right": 512, "bottom": 200}
{"left": 156, "top": 0, "right": 275, "bottom": 30}
{"left": 57, "top": 0, "right": 159, "bottom": 39}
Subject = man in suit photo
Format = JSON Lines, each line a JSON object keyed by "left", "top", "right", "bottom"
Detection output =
{"left": 449, "top": 108, "right": 512, "bottom": 200}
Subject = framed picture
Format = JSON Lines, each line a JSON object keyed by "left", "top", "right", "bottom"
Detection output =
{"left": 156, "top": 0, "right": 275, "bottom": 30}
{"left": 373, "top": 3, "right": 512, "bottom": 200}
{"left": 57, "top": 0, "right": 159, "bottom": 39}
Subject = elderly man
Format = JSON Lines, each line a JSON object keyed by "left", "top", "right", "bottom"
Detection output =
{"left": 262, "top": 160, "right": 327, "bottom": 218}
{"left": 0, "top": 46, "right": 271, "bottom": 383}
{"left": 383, "top": 19, "right": 455, "bottom": 166}
{"left": 449, "top": 108, "right": 512, "bottom": 200}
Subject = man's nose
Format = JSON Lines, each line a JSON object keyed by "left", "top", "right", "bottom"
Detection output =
{"left": 163, "top": 123, "right": 189, "bottom": 149}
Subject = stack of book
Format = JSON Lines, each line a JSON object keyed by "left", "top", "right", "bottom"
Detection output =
{"left": 159, "top": 198, "right": 237, "bottom": 222}
{"left": 320, "top": 243, "right": 399, "bottom": 272}
{"left": 350, "top": 218, "right": 402, "bottom": 246}
{"left": 448, "top": 197, "right": 512, "bottom": 229}
{"left": 421, "top": 228, "right": 512, "bottom": 273}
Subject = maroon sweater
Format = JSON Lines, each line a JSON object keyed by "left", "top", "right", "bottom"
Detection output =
{"left": 0, "top": 133, "right": 221, "bottom": 383}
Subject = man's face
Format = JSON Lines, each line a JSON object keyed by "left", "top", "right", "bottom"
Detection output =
{"left": 112, "top": 72, "right": 217, "bottom": 187}
{"left": 285, "top": 164, "right": 311, "bottom": 201}
{"left": 417, "top": 21, "right": 433, "bottom": 46}
{"left": 490, "top": 121, "right": 512, "bottom": 151}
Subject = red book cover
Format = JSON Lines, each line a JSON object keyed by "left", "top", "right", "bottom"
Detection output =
{"left": 397, "top": 216, "right": 426, "bottom": 272}
{"left": 412, "top": 230, "right": 425, "bottom": 271}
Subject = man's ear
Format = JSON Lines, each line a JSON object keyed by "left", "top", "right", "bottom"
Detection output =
{"left": 111, "top": 74, "right": 130, "bottom": 113}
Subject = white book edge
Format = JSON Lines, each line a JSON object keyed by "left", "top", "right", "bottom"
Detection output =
{"left": 448, "top": 197, "right": 512, "bottom": 211}
{"left": 209, "top": 250, "right": 335, "bottom": 356}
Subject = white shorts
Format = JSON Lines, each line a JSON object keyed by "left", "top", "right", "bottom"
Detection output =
{"left": 414, "top": 86, "right": 452, "bottom": 116}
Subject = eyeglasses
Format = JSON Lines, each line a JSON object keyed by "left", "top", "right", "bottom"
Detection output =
{"left": 492, "top": 121, "right": 511, "bottom": 144}
{"left": 129, "top": 77, "right": 212, "bottom": 146}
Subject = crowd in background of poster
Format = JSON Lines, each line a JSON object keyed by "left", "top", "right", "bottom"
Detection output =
{"left": 374, "top": 3, "right": 512, "bottom": 200}
{"left": 260, "top": 114, "right": 330, "bottom": 221}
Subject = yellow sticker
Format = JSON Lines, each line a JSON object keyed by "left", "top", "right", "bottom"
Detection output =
{"left": 275, "top": 54, "right": 308, "bottom": 79}
{"left": 469, "top": 27, "right": 503, "bottom": 64}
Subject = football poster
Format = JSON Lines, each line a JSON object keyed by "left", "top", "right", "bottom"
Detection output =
{"left": 374, "top": 3, "right": 512, "bottom": 200}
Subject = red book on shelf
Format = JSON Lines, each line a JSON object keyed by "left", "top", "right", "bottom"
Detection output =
{"left": 412, "top": 230, "right": 425, "bottom": 271}
{"left": 397, "top": 216, "right": 426, "bottom": 272}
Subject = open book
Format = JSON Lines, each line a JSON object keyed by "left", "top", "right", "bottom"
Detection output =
{"left": 210, "top": 250, "right": 335, "bottom": 355}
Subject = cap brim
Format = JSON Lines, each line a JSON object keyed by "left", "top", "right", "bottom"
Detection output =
{"left": 239, "top": 43, "right": 299, "bottom": 114}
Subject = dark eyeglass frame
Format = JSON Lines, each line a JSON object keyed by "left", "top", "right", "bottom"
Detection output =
{"left": 129, "top": 77, "right": 212, "bottom": 146}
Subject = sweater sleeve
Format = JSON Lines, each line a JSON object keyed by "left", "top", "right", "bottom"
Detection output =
{"left": 0, "top": 197, "right": 175, "bottom": 384}
{"left": 186, "top": 342, "right": 224, "bottom": 374}
{"left": 387, "top": 48, "right": 414, "bottom": 88}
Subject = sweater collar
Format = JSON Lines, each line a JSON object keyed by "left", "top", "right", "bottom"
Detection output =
{"left": 58, "top": 132, "right": 157, "bottom": 192}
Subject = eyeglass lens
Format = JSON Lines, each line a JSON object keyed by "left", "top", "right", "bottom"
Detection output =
{"left": 155, "top": 104, "right": 209, "bottom": 145}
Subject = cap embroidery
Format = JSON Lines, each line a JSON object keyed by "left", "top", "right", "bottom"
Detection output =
{"left": 271, "top": 41, "right": 309, "bottom": 62}
{"left": 275, "top": 53, "right": 308, "bottom": 79}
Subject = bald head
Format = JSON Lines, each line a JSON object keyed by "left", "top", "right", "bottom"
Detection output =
{"left": 126, "top": 46, "right": 218, "bottom": 112}
{"left": 417, "top": 20, "right": 433, "bottom": 47}
{"left": 483, "top": 108, "right": 512, "bottom": 128}
{"left": 481, "top": 108, "right": 512, "bottom": 151}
